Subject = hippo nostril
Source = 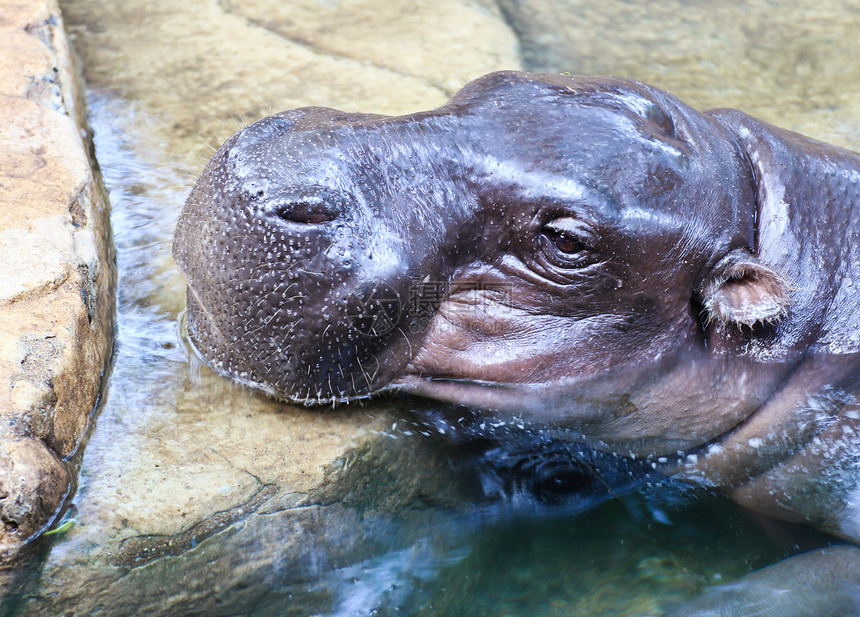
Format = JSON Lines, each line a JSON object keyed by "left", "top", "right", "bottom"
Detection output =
{"left": 270, "top": 200, "right": 339, "bottom": 225}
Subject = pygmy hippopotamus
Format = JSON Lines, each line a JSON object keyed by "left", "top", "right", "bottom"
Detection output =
{"left": 174, "top": 71, "right": 860, "bottom": 614}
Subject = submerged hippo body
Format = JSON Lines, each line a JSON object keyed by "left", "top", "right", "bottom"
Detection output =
{"left": 175, "top": 71, "right": 860, "bottom": 610}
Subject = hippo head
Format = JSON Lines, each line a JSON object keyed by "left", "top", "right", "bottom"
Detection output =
{"left": 174, "top": 71, "right": 792, "bottom": 454}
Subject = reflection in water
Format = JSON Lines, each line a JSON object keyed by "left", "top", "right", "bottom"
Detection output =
{"left": 317, "top": 541, "right": 468, "bottom": 617}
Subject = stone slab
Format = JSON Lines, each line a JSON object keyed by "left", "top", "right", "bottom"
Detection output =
{"left": 0, "top": 0, "right": 112, "bottom": 563}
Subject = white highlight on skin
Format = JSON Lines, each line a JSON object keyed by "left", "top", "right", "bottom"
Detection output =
{"left": 615, "top": 92, "right": 655, "bottom": 118}
{"left": 480, "top": 158, "right": 589, "bottom": 202}
{"left": 614, "top": 93, "right": 684, "bottom": 158}
{"left": 735, "top": 125, "right": 790, "bottom": 263}
{"left": 838, "top": 167, "right": 860, "bottom": 185}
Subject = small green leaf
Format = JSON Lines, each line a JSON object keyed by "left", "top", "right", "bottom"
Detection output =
{"left": 44, "top": 519, "right": 76, "bottom": 536}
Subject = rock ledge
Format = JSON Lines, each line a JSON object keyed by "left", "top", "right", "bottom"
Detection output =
{"left": 0, "top": 0, "right": 113, "bottom": 563}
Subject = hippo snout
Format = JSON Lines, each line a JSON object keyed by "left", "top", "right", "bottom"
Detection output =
{"left": 174, "top": 107, "right": 479, "bottom": 404}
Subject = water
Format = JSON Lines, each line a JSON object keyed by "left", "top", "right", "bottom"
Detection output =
{"left": 9, "top": 0, "right": 858, "bottom": 615}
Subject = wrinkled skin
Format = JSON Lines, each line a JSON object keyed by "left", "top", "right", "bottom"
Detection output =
{"left": 175, "top": 71, "right": 860, "bottom": 614}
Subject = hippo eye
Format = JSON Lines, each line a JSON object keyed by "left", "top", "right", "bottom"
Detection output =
{"left": 551, "top": 231, "right": 585, "bottom": 255}
{"left": 539, "top": 218, "right": 597, "bottom": 267}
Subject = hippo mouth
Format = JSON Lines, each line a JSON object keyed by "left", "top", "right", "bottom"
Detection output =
{"left": 181, "top": 275, "right": 430, "bottom": 406}
{"left": 390, "top": 374, "right": 561, "bottom": 415}
{"left": 389, "top": 347, "right": 801, "bottom": 460}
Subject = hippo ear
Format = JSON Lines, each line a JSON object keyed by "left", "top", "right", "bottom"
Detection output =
{"left": 698, "top": 248, "right": 790, "bottom": 328}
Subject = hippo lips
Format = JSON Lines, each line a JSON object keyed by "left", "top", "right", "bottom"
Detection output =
{"left": 181, "top": 287, "right": 296, "bottom": 401}
{"left": 392, "top": 374, "right": 547, "bottom": 412}
{"left": 183, "top": 279, "right": 572, "bottom": 408}
{"left": 184, "top": 278, "right": 536, "bottom": 406}
{"left": 183, "top": 280, "right": 423, "bottom": 406}
{"left": 391, "top": 349, "right": 807, "bottom": 457}
{"left": 183, "top": 328, "right": 382, "bottom": 406}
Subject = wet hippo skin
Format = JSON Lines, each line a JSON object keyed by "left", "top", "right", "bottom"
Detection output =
{"left": 174, "top": 71, "right": 860, "bottom": 615}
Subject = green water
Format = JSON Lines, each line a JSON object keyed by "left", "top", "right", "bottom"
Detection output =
{"left": 412, "top": 495, "right": 825, "bottom": 617}
{"left": 12, "top": 0, "right": 856, "bottom": 615}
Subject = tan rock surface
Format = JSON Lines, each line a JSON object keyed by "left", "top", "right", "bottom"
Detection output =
{"left": 498, "top": 0, "right": 860, "bottom": 150}
{"left": 2, "top": 0, "right": 520, "bottom": 613}
{"left": 60, "top": 0, "right": 522, "bottom": 166}
{"left": 222, "top": 0, "right": 520, "bottom": 94}
{"left": 0, "top": 0, "right": 112, "bottom": 562}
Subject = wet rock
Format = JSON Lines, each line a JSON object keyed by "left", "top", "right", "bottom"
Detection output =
{"left": 10, "top": 375, "right": 479, "bottom": 616}
{"left": 59, "top": 0, "right": 522, "bottom": 166}
{"left": 0, "top": 0, "right": 112, "bottom": 562}
{"left": 497, "top": 0, "right": 860, "bottom": 149}
{"left": 221, "top": 0, "right": 521, "bottom": 95}
{"left": 0, "top": 438, "right": 72, "bottom": 543}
